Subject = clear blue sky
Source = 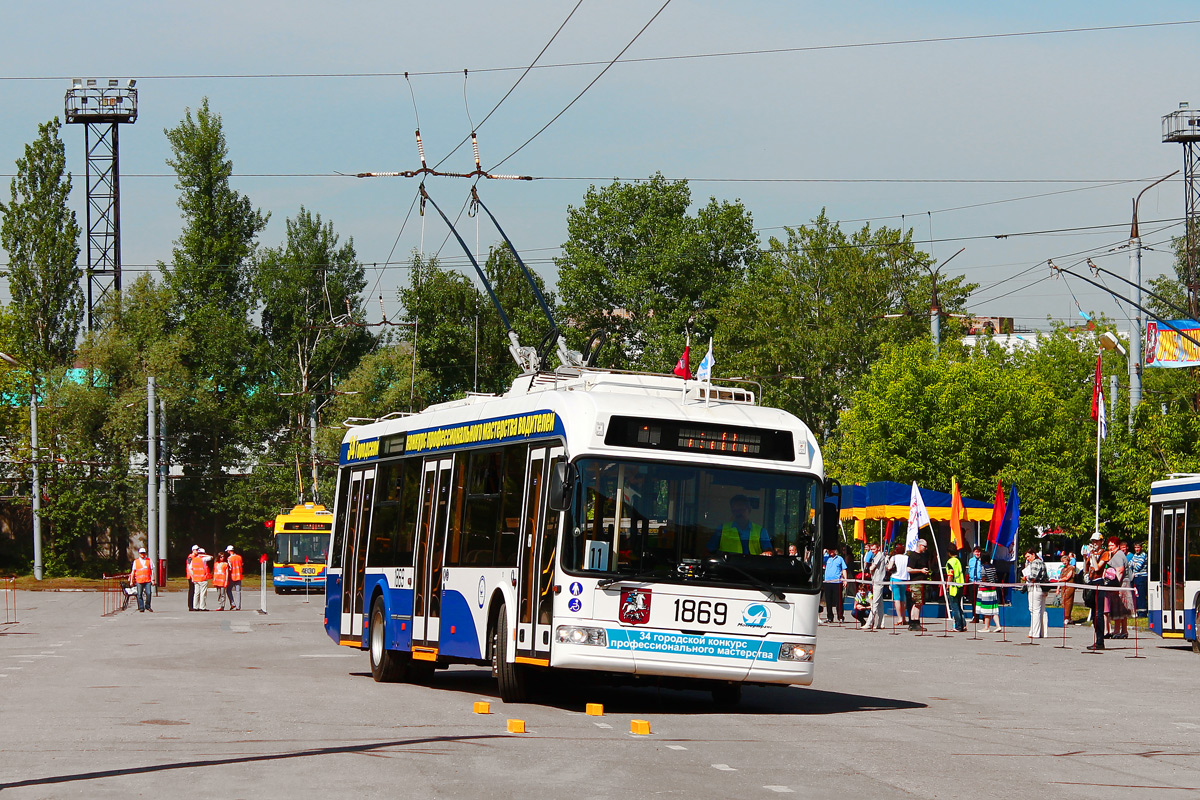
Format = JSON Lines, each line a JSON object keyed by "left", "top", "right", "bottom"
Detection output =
{"left": 2, "top": 1, "right": 1197, "bottom": 333}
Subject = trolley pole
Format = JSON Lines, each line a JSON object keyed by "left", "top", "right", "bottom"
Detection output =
{"left": 257, "top": 553, "right": 268, "bottom": 615}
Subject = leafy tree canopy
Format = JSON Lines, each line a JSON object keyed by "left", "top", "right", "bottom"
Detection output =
{"left": 556, "top": 174, "right": 758, "bottom": 371}
{"left": 0, "top": 117, "right": 82, "bottom": 374}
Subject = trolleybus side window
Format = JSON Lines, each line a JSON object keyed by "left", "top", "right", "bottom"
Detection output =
{"left": 497, "top": 444, "right": 526, "bottom": 566}
{"left": 451, "top": 447, "right": 505, "bottom": 567}
{"left": 1189, "top": 501, "right": 1200, "bottom": 588}
{"left": 367, "top": 459, "right": 420, "bottom": 568}
{"left": 445, "top": 456, "right": 469, "bottom": 568}
{"left": 330, "top": 469, "right": 351, "bottom": 570}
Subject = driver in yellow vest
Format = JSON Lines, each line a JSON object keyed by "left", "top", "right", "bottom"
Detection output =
{"left": 707, "top": 494, "right": 775, "bottom": 556}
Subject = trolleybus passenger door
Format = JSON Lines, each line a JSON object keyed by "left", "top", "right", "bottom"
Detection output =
{"left": 516, "top": 445, "right": 562, "bottom": 660}
{"left": 1157, "top": 504, "right": 1186, "bottom": 634}
{"left": 339, "top": 467, "right": 376, "bottom": 643}
{"left": 413, "top": 456, "right": 453, "bottom": 650}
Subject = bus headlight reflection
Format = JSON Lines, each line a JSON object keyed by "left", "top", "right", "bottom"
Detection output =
{"left": 778, "top": 642, "right": 814, "bottom": 662}
{"left": 556, "top": 625, "right": 607, "bottom": 646}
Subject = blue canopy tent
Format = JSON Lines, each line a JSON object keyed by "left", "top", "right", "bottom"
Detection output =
{"left": 839, "top": 481, "right": 993, "bottom": 524}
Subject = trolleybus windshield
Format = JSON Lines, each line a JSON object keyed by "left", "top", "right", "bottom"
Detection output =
{"left": 276, "top": 532, "right": 330, "bottom": 565}
{"left": 564, "top": 458, "right": 823, "bottom": 591}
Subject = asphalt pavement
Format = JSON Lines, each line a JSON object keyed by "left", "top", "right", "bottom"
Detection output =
{"left": 1, "top": 588, "right": 1196, "bottom": 799}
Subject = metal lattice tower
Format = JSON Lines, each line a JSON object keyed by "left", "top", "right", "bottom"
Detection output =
{"left": 64, "top": 78, "right": 137, "bottom": 331}
{"left": 1163, "top": 102, "right": 1200, "bottom": 316}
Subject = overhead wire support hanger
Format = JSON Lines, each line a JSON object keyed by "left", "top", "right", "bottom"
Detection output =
{"left": 356, "top": 130, "right": 533, "bottom": 181}
{"left": 418, "top": 183, "right": 540, "bottom": 373}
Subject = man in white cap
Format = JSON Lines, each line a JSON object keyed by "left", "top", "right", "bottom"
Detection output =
{"left": 225, "top": 545, "right": 244, "bottom": 611}
{"left": 186, "top": 545, "right": 199, "bottom": 611}
{"left": 192, "top": 548, "right": 213, "bottom": 611}
{"left": 128, "top": 547, "right": 154, "bottom": 612}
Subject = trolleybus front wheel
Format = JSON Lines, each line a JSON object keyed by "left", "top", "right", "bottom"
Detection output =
{"left": 492, "top": 606, "right": 528, "bottom": 703}
{"left": 370, "top": 596, "right": 408, "bottom": 682}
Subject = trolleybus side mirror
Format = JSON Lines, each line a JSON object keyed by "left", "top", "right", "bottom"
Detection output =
{"left": 820, "top": 501, "right": 840, "bottom": 551}
{"left": 548, "top": 461, "right": 577, "bottom": 512}
{"left": 820, "top": 477, "right": 841, "bottom": 551}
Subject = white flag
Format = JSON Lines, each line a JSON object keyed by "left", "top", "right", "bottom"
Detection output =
{"left": 1098, "top": 389, "right": 1107, "bottom": 441}
{"left": 906, "top": 481, "right": 931, "bottom": 551}
{"left": 696, "top": 338, "right": 715, "bottom": 382}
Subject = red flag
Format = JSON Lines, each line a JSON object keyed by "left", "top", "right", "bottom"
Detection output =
{"left": 1090, "top": 354, "right": 1102, "bottom": 421}
{"left": 986, "top": 478, "right": 1006, "bottom": 546}
{"left": 673, "top": 345, "right": 691, "bottom": 378}
{"left": 949, "top": 476, "right": 965, "bottom": 549}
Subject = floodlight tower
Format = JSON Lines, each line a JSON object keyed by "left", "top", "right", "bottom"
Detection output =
{"left": 1163, "top": 102, "right": 1200, "bottom": 316}
{"left": 64, "top": 78, "right": 138, "bottom": 331}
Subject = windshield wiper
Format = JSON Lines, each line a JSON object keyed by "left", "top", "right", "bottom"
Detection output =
{"left": 597, "top": 568, "right": 661, "bottom": 588}
{"left": 706, "top": 556, "right": 786, "bottom": 602}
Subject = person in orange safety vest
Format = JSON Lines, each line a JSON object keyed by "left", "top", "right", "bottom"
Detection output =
{"left": 191, "top": 548, "right": 213, "bottom": 611}
{"left": 128, "top": 547, "right": 154, "bottom": 612}
{"left": 213, "top": 553, "right": 231, "bottom": 611}
{"left": 225, "top": 545, "right": 244, "bottom": 611}
{"left": 186, "top": 544, "right": 198, "bottom": 611}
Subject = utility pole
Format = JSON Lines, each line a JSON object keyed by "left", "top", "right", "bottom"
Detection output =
{"left": 146, "top": 377, "right": 157, "bottom": 580}
{"left": 31, "top": 390, "right": 42, "bottom": 581}
{"left": 2, "top": 352, "right": 41, "bottom": 580}
{"left": 158, "top": 396, "right": 168, "bottom": 587}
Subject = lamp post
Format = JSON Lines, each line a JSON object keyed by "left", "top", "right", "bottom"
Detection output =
{"left": 0, "top": 351, "right": 41, "bottom": 580}
{"left": 1128, "top": 171, "right": 1179, "bottom": 430}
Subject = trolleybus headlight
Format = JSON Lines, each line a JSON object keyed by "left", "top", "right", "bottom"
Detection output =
{"left": 556, "top": 625, "right": 607, "bottom": 646}
{"left": 778, "top": 642, "right": 814, "bottom": 662}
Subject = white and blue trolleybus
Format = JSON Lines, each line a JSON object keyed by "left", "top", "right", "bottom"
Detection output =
{"left": 1148, "top": 475, "right": 1200, "bottom": 650}
{"left": 323, "top": 186, "right": 839, "bottom": 702}
{"left": 323, "top": 370, "right": 837, "bottom": 703}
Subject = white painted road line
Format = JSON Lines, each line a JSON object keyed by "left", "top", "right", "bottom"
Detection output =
{"left": 666, "top": 745, "right": 687, "bottom": 751}
{"left": 593, "top": 722, "right": 612, "bottom": 729}
{"left": 764, "top": 787, "right": 795, "bottom": 793}
{"left": 712, "top": 764, "right": 737, "bottom": 771}
{"left": 297, "top": 654, "right": 357, "bottom": 658}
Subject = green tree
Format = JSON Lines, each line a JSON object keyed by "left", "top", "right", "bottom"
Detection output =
{"left": 717, "top": 213, "right": 974, "bottom": 439}
{"left": 163, "top": 98, "right": 268, "bottom": 318}
{"left": 159, "top": 99, "right": 270, "bottom": 546}
{"left": 555, "top": 175, "right": 759, "bottom": 371}
{"left": 0, "top": 118, "right": 82, "bottom": 374}
{"left": 251, "top": 207, "right": 376, "bottom": 507}
{"left": 828, "top": 333, "right": 1107, "bottom": 536}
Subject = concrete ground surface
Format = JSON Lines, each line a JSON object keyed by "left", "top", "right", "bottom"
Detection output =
{"left": 1, "top": 589, "right": 1196, "bottom": 799}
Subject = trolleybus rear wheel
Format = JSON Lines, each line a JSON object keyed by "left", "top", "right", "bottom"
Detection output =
{"left": 493, "top": 606, "right": 528, "bottom": 703}
{"left": 370, "top": 597, "right": 408, "bottom": 682}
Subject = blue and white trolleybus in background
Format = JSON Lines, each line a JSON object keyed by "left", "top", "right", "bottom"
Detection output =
{"left": 1148, "top": 475, "right": 1200, "bottom": 651}
{"left": 323, "top": 369, "right": 838, "bottom": 703}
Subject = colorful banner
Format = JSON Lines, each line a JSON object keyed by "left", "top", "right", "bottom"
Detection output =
{"left": 605, "top": 629, "right": 781, "bottom": 661}
{"left": 406, "top": 411, "right": 561, "bottom": 455}
{"left": 1145, "top": 321, "right": 1200, "bottom": 368}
